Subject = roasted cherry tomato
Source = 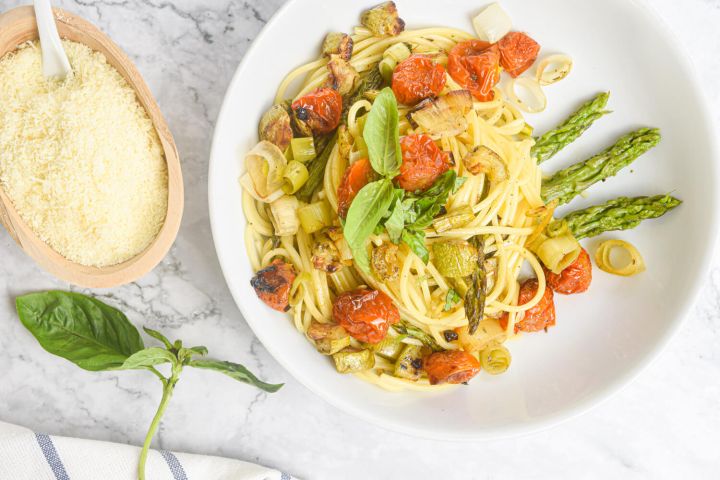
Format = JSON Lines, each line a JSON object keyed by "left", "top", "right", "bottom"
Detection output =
{"left": 447, "top": 40, "right": 501, "bottom": 101}
{"left": 337, "top": 158, "right": 374, "bottom": 219}
{"left": 424, "top": 350, "right": 481, "bottom": 385}
{"left": 250, "top": 259, "right": 297, "bottom": 312}
{"left": 500, "top": 279, "right": 555, "bottom": 333}
{"left": 332, "top": 288, "right": 400, "bottom": 344}
{"left": 543, "top": 247, "right": 592, "bottom": 295}
{"left": 497, "top": 32, "right": 540, "bottom": 78}
{"left": 291, "top": 87, "right": 343, "bottom": 134}
{"left": 395, "top": 134, "right": 451, "bottom": 192}
{"left": 391, "top": 55, "right": 447, "bottom": 105}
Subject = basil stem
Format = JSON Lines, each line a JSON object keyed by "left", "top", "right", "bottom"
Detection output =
{"left": 138, "top": 360, "right": 182, "bottom": 480}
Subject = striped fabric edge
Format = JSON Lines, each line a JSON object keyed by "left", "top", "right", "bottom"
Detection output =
{"left": 160, "top": 449, "right": 295, "bottom": 480}
{"left": 34, "top": 433, "right": 71, "bottom": 480}
{"left": 160, "top": 450, "right": 188, "bottom": 480}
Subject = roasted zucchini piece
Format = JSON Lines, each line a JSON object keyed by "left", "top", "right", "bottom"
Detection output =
{"left": 258, "top": 104, "right": 293, "bottom": 151}
{"left": 462, "top": 145, "right": 507, "bottom": 184}
{"left": 393, "top": 344, "right": 427, "bottom": 380}
{"left": 333, "top": 347, "right": 375, "bottom": 373}
{"left": 327, "top": 55, "right": 359, "bottom": 96}
{"left": 307, "top": 321, "right": 351, "bottom": 355}
{"left": 431, "top": 240, "right": 479, "bottom": 278}
{"left": 371, "top": 242, "right": 399, "bottom": 281}
{"left": 361, "top": 2, "right": 405, "bottom": 37}
{"left": 336, "top": 125, "right": 354, "bottom": 161}
{"left": 322, "top": 32, "right": 354, "bottom": 61}
{"left": 312, "top": 237, "right": 344, "bottom": 273}
{"left": 368, "top": 334, "right": 405, "bottom": 361}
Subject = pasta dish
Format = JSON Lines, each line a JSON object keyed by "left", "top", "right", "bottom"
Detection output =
{"left": 240, "top": 2, "right": 680, "bottom": 390}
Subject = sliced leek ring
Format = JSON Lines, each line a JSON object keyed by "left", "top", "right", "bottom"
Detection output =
{"left": 506, "top": 77, "right": 547, "bottom": 113}
{"left": 595, "top": 239, "right": 646, "bottom": 276}
{"left": 239, "top": 173, "right": 284, "bottom": 204}
{"left": 534, "top": 233, "right": 581, "bottom": 274}
{"left": 282, "top": 160, "right": 309, "bottom": 194}
{"left": 535, "top": 54, "right": 573, "bottom": 86}
{"left": 245, "top": 140, "right": 288, "bottom": 199}
{"left": 479, "top": 342, "right": 511, "bottom": 375}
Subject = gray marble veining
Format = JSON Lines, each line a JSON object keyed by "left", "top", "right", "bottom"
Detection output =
{"left": 0, "top": 1, "right": 719, "bottom": 478}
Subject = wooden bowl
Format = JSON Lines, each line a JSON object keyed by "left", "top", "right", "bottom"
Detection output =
{"left": 0, "top": 6, "right": 183, "bottom": 288}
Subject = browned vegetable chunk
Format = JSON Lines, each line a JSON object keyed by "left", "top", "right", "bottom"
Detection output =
{"left": 258, "top": 104, "right": 293, "bottom": 151}
{"left": 322, "top": 32, "right": 354, "bottom": 61}
{"left": 462, "top": 145, "right": 507, "bottom": 183}
{"left": 326, "top": 54, "right": 359, "bottom": 96}
{"left": 361, "top": 2, "right": 405, "bottom": 37}
{"left": 307, "top": 321, "right": 351, "bottom": 355}
{"left": 371, "top": 243, "right": 399, "bottom": 281}
{"left": 312, "top": 237, "right": 344, "bottom": 273}
{"left": 333, "top": 347, "right": 375, "bottom": 373}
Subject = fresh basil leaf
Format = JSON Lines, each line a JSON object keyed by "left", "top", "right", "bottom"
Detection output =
{"left": 178, "top": 346, "right": 208, "bottom": 365}
{"left": 383, "top": 189, "right": 407, "bottom": 243}
{"left": 119, "top": 347, "right": 176, "bottom": 370}
{"left": 187, "top": 346, "right": 208, "bottom": 356}
{"left": 143, "top": 327, "right": 173, "bottom": 350}
{"left": 401, "top": 198, "right": 418, "bottom": 224}
{"left": 188, "top": 359, "right": 283, "bottom": 393}
{"left": 454, "top": 176, "right": 467, "bottom": 192}
{"left": 384, "top": 202, "right": 405, "bottom": 243}
{"left": 402, "top": 229, "right": 429, "bottom": 264}
{"left": 363, "top": 87, "right": 401, "bottom": 177}
{"left": 406, "top": 170, "right": 458, "bottom": 230}
{"left": 444, "top": 289, "right": 462, "bottom": 311}
{"left": 16, "top": 291, "right": 144, "bottom": 371}
{"left": 344, "top": 178, "right": 394, "bottom": 273}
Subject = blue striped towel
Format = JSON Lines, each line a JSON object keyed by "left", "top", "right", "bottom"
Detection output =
{"left": 0, "top": 421, "right": 297, "bottom": 480}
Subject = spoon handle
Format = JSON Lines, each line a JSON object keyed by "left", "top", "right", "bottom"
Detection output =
{"left": 33, "top": 0, "right": 72, "bottom": 79}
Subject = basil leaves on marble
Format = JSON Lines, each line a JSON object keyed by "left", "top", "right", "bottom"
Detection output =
{"left": 16, "top": 291, "right": 282, "bottom": 480}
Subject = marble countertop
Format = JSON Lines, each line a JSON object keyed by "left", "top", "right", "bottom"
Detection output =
{"left": 1, "top": 0, "right": 719, "bottom": 478}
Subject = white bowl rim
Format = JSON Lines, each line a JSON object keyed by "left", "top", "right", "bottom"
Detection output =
{"left": 208, "top": 0, "right": 720, "bottom": 441}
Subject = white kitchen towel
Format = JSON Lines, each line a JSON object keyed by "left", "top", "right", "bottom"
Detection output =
{"left": 0, "top": 420, "right": 297, "bottom": 480}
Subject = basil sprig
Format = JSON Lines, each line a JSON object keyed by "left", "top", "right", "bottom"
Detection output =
{"left": 344, "top": 88, "right": 466, "bottom": 271}
{"left": 343, "top": 87, "right": 401, "bottom": 272}
{"left": 16, "top": 291, "right": 281, "bottom": 480}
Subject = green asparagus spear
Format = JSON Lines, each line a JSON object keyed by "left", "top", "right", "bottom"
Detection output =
{"left": 464, "top": 236, "right": 486, "bottom": 335}
{"left": 532, "top": 92, "right": 611, "bottom": 164}
{"left": 549, "top": 194, "right": 681, "bottom": 240}
{"left": 393, "top": 321, "right": 441, "bottom": 351}
{"left": 296, "top": 131, "right": 337, "bottom": 202}
{"left": 541, "top": 128, "right": 661, "bottom": 206}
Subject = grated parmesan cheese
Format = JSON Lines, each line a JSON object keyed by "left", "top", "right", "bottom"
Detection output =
{"left": 0, "top": 40, "right": 168, "bottom": 267}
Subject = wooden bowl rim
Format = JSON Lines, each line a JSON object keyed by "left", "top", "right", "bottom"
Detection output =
{"left": 0, "top": 6, "right": 184, "bottom": 288}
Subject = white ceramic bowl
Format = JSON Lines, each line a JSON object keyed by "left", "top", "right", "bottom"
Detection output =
{"left": 209, "top": 0, "right": 719, "bottom": 439}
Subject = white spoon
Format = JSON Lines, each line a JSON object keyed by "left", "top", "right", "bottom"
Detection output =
{"left": 33, "top": 0, "right": 71, "bottom": 79}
